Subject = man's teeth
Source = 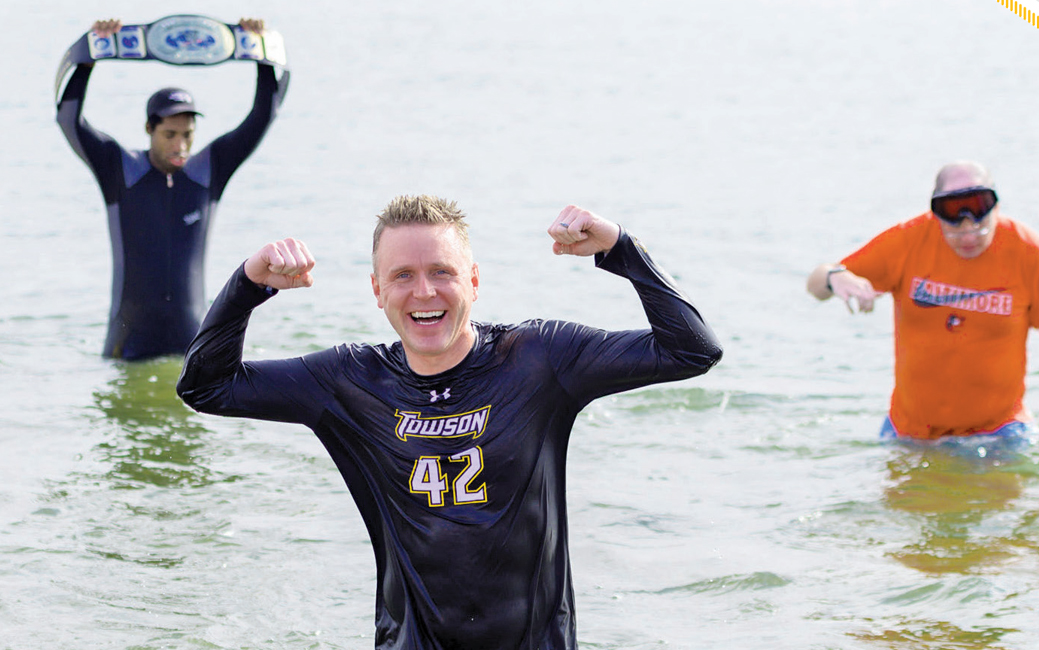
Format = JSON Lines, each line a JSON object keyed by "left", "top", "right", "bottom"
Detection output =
{"left": 411, "top": 311, "right": 445, "bottom": 319}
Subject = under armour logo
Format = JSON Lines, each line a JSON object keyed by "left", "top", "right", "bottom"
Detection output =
{"left": 183, "top": 210, "right": 201, "bottom": 225}
{"left": 429, "top": 388, "right": 451, "bottom": 403}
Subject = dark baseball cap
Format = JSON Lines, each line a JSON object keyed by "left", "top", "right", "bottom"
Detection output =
{"left": 146, "top": 87, "right": 203, "bottom": 120}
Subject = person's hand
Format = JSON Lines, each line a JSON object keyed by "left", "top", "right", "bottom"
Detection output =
{"left": 238, "top": 18, "right": 266, "bottom": 34}
{"left": 548, "top": 205, "right": 621, "bottom": 257}
{"left": 829, "top": 269, "right": 881, "bottom": 313}
{"left": 91, "top": 19, "right": 122, "bottom": 38}
{"left": 244, "top": 238, "right": 316, "bottom": 290}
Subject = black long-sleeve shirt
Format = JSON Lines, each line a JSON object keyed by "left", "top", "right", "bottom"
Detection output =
{"left": 56, "top": 63, "right": 283, "bottom": 360}
{"left": 178, "top": 231, "right": 722, "bottom": 649}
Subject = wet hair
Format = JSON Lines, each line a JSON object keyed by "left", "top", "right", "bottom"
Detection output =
{"left": 372, "top": 195, "right": 471, "bottom": 268}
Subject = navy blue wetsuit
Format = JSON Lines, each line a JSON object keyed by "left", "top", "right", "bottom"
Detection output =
{"left": 56, "top": 63, "right": 284, "bottom": 360}
{"left": 177, "top": 231, "right": 722, "bottom": 649}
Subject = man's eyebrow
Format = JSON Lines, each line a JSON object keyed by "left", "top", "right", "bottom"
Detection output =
{"left": 390, "top": 259, "right": 458, "bottom": 272}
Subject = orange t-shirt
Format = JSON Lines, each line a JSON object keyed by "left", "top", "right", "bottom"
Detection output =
{"left": 843, "top": 213, "right": 1039, "bottom": 439}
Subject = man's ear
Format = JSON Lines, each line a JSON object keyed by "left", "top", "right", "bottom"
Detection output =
{"left": 470, "top": 262, "right": 480, "bottom": 300}
{"left": 145, "top": 121, "right": 153, "bottom": 135}
{"left": 371, "top": 272, "right": 384, "bottom": 309}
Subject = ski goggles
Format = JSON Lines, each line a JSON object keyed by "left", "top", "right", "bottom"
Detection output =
{"left": 930, "top": 187, "right": 998, "bottom": 226}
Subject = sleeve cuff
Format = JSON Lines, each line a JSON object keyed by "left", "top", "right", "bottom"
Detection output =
{"left": 228, "top": 263, "right": 278, "bottom": 310}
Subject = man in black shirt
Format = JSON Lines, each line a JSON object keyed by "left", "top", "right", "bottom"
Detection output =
{"left": 178, "top": 196, "right": 722, "bottom": 648}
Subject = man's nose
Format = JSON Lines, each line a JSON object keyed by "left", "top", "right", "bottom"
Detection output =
{"left": 414, "top": 275, "right": 436, "bottom": 298}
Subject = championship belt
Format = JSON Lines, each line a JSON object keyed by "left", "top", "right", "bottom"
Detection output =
{"left": 55, "top": 15, "right": 290, "bottom": 103}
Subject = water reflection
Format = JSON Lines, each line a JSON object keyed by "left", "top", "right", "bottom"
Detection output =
{"left": 92, "top": 358, "right": 215, "bottom": 489}
{"left": 851, "top": 617, "right": 1021, "bottom": 649}
{"left": 882, "top": 437, "right": 1038, "bottom": 575}
{"left": 846, "top": 440, "right": 1039, "bottom": 649}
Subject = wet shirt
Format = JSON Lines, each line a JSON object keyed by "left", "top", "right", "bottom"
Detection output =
{"left": 177, "top": 231, "right": 723, "bottom": 649}
{"left": 56, "top": 63, "right": 283, "bottom": 360}
{"left": 843, "top": 213, "right": 1039, "bottom": 438}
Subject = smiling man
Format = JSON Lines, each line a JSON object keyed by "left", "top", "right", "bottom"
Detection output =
{"left": 177, "top": 195, "right": 723, "bottom": 649}
{"left": 56, "top": 18, "right": 288, "bottom": 360}
{"left": 807, "top": 161, "right": 1039, "bottom": 440}
{"left": 369, "top": 198, "right": 482, "bottom": 375}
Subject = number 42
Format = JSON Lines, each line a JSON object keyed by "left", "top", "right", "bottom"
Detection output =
{"left": 409, "top": 446, "right": 488, "bottom": 507}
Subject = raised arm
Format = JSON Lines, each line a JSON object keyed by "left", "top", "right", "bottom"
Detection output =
{"left": 543, "top": 206, "right": 723, "bottom": 403}
{"left": 207, "top": 19, "right": 288, "bottom": 187}
{"left": 177, "top": 239, "right": 326, "bottom": 424}
{"left": 55, "top": 20, "right": 125, "bottom": 187}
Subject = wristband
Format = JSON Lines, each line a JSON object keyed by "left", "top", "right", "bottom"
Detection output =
{"left": 825, "top": 265, "right": 847, "bottom": 292}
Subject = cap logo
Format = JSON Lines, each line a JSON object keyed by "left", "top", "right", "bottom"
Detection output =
{"left": 168, "top": 91, "right": 192, "bottom": 103}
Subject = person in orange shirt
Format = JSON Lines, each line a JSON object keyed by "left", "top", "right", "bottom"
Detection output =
{"left": 807, "top": 161, "right": 1039, "bottom": 440}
